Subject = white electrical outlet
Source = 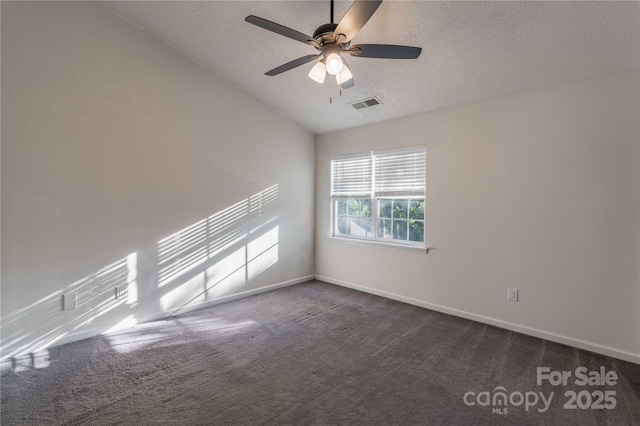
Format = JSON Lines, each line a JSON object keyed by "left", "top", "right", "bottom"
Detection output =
{"left": 116, "top": 283, "right": 128, "bottom": 300}
{"left": 508, "top": 288, "right": 519, "bottom": 302}
{"left": 301, "top": 254, "right": 307, "bottom": 264}
{"left": 63, "top": 292, "right": 77, "bottom": 310}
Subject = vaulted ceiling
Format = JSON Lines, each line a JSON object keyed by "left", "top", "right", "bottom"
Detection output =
{"left": 103, "top": 1, "right": 640, "bottom": 134}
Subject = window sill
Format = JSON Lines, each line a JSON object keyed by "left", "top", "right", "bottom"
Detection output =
{"left": 327, "top": 235, "right": 429, "bottom": 254}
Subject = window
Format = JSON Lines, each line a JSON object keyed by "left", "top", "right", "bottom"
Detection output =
{"left": 331, "top": 146, "right": 426, "bottom": 249}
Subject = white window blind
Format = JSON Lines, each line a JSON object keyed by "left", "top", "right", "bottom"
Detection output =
{"left": 331, "top": 154, "right": 372, "bottom": 198}
{"left": 373, "top": 147, "right": 426, "bottom": 197}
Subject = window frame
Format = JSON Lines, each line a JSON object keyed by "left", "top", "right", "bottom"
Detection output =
{"left": 329, "top": 146, "right": 427, "bottom": 252}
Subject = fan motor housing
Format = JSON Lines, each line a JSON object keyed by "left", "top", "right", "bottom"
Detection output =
{"left": 313, "top": 23, "right": 340, "bottom": 46}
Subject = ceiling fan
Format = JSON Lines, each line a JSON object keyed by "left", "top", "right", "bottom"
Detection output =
{"left": 245, "top": 0, "right": 422, "bottom": 89}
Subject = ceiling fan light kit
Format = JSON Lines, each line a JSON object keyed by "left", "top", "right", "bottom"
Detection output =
{"left": 245, "top": 0, "right": 422, "bottom": 90}
{"left": 308, "top": 62, "right": 327, "bottom": 84}
{"left": 336, "top": 65, "right": 353, "bottom": 85}
{"left": 325, "top": 53, "right": 344, "bottom": 75}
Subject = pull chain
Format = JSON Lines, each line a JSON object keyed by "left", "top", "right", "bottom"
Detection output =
{"left": 329, "top": 75, "right": 334, "bottom": 104}
{"left": 329, "top": 75, "right": 343, "bottom": 103}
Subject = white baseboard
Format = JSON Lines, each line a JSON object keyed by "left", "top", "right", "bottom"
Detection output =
{"left": 147, "top": 275, "right": 315, "bottom": 320}
{"left": 1, "top": 275, "right": 314, "bottom": 362}
{"left": 315, "top": 275, "right": 640, "bottom": 365}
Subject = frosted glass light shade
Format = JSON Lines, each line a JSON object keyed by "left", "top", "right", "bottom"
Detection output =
{"left": 336, "top": 64, "right": 353, "bottom": 84}
{"left": 308, "top": 62, "right": 326, "bottom": 83}
{"left": 325, "top": 53, "right": 343, "bottom": 75}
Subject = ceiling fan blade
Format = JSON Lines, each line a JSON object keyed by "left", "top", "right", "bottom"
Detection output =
{"left": 333, "top": 0, "right": 383, "bottom": 43}
{"left": 245, "top": 15, "right": 319, "bottom": 47}
{"left": 346, "top": 44, "right": 422, "bottom": 59}
{"left": 265, "top": 54, "right": 321, "bottom": 76}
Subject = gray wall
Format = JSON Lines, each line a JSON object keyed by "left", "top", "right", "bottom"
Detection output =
{"left": 316, "top": 72, "right": 640, "bottom": 363}
{"left": 1, "top": 1, "right": 315, "bottom": 360}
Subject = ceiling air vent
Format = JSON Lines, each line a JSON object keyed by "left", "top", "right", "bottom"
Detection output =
{"left": 350, "top": 97, "right": 382, "bottom": 110}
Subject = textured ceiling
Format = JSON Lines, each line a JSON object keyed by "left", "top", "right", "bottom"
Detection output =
{"left": 102, "top": 1, "right": 640, "bottom": 134}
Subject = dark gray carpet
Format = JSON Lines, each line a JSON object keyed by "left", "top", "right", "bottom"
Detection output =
{"left": 2, "top": 280, "right": 639, "bottom": 425}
